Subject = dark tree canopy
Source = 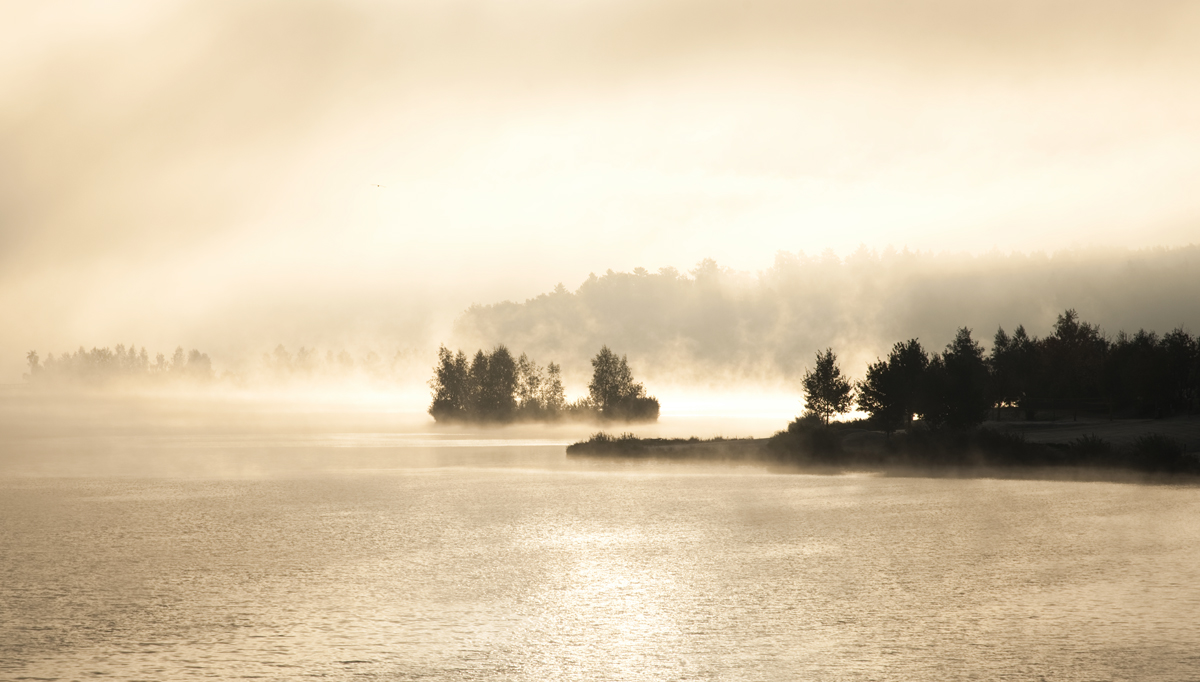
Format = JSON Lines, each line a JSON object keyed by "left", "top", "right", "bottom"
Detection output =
{"left": 855, "top": 339, "right": 929, "bottom": 434}
{"left": 1040, "top": 309, "right": 1106, "bottom": 417}
{"left": 429, "top": 346, "right": 471, "bottom": 421}
{"left": 989, "top": 324, "right": 1038, "bottom": 415}
{"left": 924, "top": 328, "right": 990, "bottom": 429}
{"left": 849, "top": 309, "right": 1200, "bottom": 433}
{"left": 427, "top": 345, "right": 577, "bottom": 423}
{"left": 471, "top": 346, "right": 518, "bottom": 420}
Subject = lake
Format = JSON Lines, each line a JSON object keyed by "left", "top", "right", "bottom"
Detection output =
{"left": 2, "top": 398, "right": 1199, "bottom": 680}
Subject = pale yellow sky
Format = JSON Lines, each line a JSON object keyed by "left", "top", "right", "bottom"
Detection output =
{"left": 3, "top": 0, "right": 1199, "bottom": 379}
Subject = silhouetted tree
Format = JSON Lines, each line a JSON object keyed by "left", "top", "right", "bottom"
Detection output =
{"left": 185, "top": 349, "right": 214, "bottom": 380}
{"left": 588, "top": 346, "right": 659, "bottom": 421}
{"left": 924, "top": 328, "right": 990, "bottom": 428}
{"left": 989, "top": 325, "right": 1040, "bottom": 418}
{"left": 801, "top": 348, "right": 853, "bottom": 425}
{"left": 476, "top": 345, "right": 518, "bottom": 420}
{"left": 25, "top": 351, "right": 40, "bottom": 378}
{"left": 515, "top": 352, "right": 543, "bottom": 415}
{"left": 429, "top": 345, "right": 470, "bottom": 421}
{"left": 1104, "top": 328, "right": 1200, "bottom": 418}
{"left": 170, "top": 347, "right": 186, "bottom": 374}
{"left": 543, "top": 362, "right": 567, "bottom": 413}
{"left": 1041, "top": 309, "right": 1106, "bottom": 419}
{"left": 855, "top": 339, "right": 929, "bottom": 434}
{"left": 588, "top": 346, "right": 632, "bottom": 413}
{"left": 1160, "top": 328, "right": 1200, "bottom": 412}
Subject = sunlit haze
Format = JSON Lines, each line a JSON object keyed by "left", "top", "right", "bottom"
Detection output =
{"left": 4, "top": 0, "right": 1200, "bottom": 386}
{"left": 7, "top": 6, "right": 1200, "bottom": 680}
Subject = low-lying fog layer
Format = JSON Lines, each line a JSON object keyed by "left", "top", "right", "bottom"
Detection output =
{"left": 0, "top": 389, "right": 791, "bottom": 478}
{"left": 11, "top": 246, "right": 1200, "bottom": 395}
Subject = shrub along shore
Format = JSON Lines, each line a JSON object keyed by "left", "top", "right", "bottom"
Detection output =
{"left": 567, "top": 418, "right": 1200, "bottom": 477}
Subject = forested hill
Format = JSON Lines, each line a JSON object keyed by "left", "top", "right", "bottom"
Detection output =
{"left": 452, "top": 246, "right": 1200, "bottom": 385}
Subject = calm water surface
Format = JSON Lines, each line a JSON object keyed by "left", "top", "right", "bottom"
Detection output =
{"left": 3, "top": 426, "right": 1200, "bottom": 680}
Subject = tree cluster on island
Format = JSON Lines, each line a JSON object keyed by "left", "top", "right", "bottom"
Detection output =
{"left": 428, "top": 344, "right": 659, "bottom": 423}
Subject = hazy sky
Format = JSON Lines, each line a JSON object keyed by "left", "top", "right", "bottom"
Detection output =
{"left": 4, "top": 0, "right": 1200, "bottom": 379}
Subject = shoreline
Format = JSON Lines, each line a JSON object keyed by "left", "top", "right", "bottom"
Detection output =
{"left": 567, "top": 416, "right": 1200, "bottom": 482}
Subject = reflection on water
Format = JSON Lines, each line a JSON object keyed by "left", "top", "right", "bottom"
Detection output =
{"left": 2, "top": 405, "right": 1200, "bottom": 680}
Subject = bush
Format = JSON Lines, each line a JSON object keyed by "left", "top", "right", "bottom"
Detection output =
{"left": 1067, "top": 433, "right": 1112, "bottom": 466}
{"left": 566, "top": 431, "right": 646, "bottom": 455}
{"left": 767, "top": 414, "right": 843, "bottom": 462}
{"left": 1126, "top": 434, "right": 1193, "bottom": 473}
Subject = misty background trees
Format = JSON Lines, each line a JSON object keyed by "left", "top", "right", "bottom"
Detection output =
{"left": 22, "top": 345, "right": 214, "bottom": 385}
{"left": 257, "top": 344, "right": 425, "bottom": 385}
{"left": 453, "top": 246, "right": 1200, "bottom": 387}
{"left": 428, "top": 344, "right": 657, "bottom": 423}
{"left": 20, "top": 342, "right": 430, "bottom": 389}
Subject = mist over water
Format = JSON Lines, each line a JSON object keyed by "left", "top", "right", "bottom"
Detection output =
{"left": 5, "top": 355, "right": 1200, "bottom": 680}
{"left": 4, "top": 426, "right": 1200, "bottom": 680}
{"left": 6, "top": 1, "right": 1200, "bottom": 678}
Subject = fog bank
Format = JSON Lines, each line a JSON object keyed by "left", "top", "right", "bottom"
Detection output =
{"left": 5, "top": 1, "right": 1200, "bottom": 382}
{"left": 454, "top": 246, "right": 1200, "bottom": 388}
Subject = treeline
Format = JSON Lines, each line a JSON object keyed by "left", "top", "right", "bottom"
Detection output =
{"left": 20, "top": 343, "right": 432, "bottom": 388}
{"left": 798, "top": 309, "right": 1200, "bottom": 432}
{"left": 23, "top": 346, "right": 214, "bottom": 385}
{"left": 429, "top": 345, "right": 659, "bottom": 423}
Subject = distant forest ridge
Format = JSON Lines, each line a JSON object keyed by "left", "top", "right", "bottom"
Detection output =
{"left": 452, "top": 245, "right": 1200, "bottom": 384}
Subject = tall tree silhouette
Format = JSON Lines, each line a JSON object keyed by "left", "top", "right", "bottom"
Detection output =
{"left": 989, "top": 325, "right": 1039, "bottom": 418}
{"left": 588, "top": 346, "right": 659, "bottom": 421}
{"left": 1042, "top": 309, "right": 1105, "bottom": 419}
{"left": 429, "top": 345, "right": 470, "bottom": 421}
{"left": 477, "top": 345, "right": 518, "bottom": 420}
{"left": 801, "top": 348, "right": 853, "bottom": 425}
{"left": 924, "top": 328, "right": 990, "bottom": 428}
{"left": 25, "top": 350, "right": 40, "bottom": 378}
{"left": 855, "top": 339, "right": 929, "bottom": 434}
